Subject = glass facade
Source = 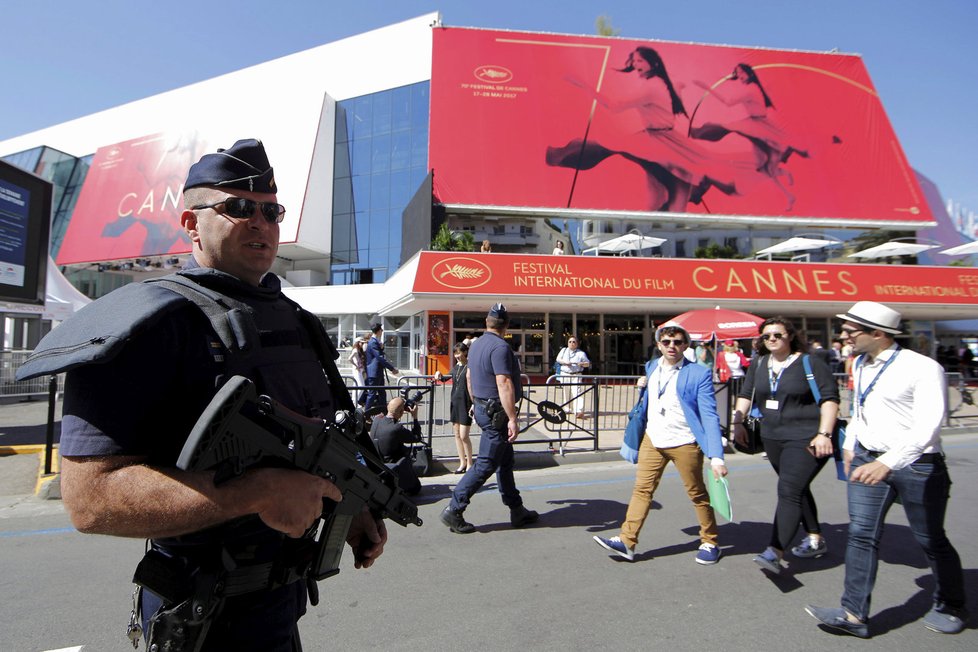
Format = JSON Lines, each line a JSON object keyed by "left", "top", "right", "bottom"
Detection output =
{"left": 331, "top": 82, "right": 430, "bottom": 285}
{"left": 2, "top": 146, "right": 91, "bottom": 258}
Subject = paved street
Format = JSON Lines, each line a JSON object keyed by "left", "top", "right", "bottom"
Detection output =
{"left": 2, "top": 433, "right": 976, "bottom": 651}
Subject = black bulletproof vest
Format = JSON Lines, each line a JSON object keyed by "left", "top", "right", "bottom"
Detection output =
{"left": 148, "top": 272, "right": 335, "bottom": 420}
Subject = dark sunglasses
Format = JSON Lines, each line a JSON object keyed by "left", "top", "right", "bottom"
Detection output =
{"left": 659, "top": 338, "right": 687, "bottom": 347}
{"left": 761, "top": 332, "right": 786, "bottom": 341}
{"left": 840, "top": 327, "right": 864, "bottom": 336}
{"left": 191, "top": 197, "right": 286, "bottom": 224}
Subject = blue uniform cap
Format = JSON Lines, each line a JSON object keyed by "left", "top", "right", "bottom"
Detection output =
{"left": 185, "top": 139, "right": 276, "bottom": 194}
{"left": 488, "top": 303, "right": 508, "bottom": 320}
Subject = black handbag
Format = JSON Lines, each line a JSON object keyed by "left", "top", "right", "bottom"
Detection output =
{"left": 734, "top": 387, "right": 764, "bottom": 455}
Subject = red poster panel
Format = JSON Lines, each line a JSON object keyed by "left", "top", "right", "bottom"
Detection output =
{"left": 426, "top": 311, "right": 451, "bottom": 376}
{"left": 414, "top": 252, "right": 978, "bottom": 306}
{"left": 430, "top": 28, "right": 930, "bottom": 226}
{"left": 56, "top": 132, "right": 213, "bottom": 265}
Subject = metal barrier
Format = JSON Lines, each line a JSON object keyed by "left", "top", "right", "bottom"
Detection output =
{"left": 0, "top": 350, "right": 63, "bottom": 399}
{"left": 945, "top": 372, "right": 976, "bottom": 427}
{"left": 340, "top": 374, "right": 445, "bottom": 448}
{"left": 522, "top": 375, "right": 643, "bottom": 453}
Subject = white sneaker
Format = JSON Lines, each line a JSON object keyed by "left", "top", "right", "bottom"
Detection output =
{"left": 791, "top": 536, "right": 828, "bottom": 558}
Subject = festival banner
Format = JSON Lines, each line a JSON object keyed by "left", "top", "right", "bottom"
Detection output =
{"left": 56, "top": 132, "right": 213, "bottom": 265}
{"left": 414, "top": 252, "right": 978, "bottom": 306}
{"left": 430, "top": 28, "right": 931, "bottom": 226}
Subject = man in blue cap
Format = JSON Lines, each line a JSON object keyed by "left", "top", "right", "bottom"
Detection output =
{"left": 19, "top": 139, "right": 387, "bottom": 651}
{"left": 440, "top": 302, "right": 539, "bottom": 533}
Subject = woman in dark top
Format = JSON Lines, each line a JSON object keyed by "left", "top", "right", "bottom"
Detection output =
{"left": 733, "top": 316, "right": 839, "bottom": 574}
{"left": 449, "top": 342, "right": 474, "bottom": 473}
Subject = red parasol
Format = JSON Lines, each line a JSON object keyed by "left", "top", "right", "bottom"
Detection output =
{"left": 660, "top": 306, "right": 763, "bottom": 341}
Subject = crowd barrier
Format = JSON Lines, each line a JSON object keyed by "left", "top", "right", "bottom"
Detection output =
{"left": 338, "top": 368, "right": 977, "bottom": 460}
{"left": 0, "top": 350, "right": 63, "bottom": 399}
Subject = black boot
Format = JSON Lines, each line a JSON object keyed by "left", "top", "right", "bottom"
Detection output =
{"left": 510, "top": 504, "right": 539, "bottom": 528}
{"left": 440, "top": 506, "right": 475, "bottom": 534}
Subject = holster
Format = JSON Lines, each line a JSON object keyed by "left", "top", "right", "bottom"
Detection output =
{"left": 487, "top": 400, "right": 510, "bottom": 431}
{"left": 133, "top": 548, "right": 226, "bottom": 652}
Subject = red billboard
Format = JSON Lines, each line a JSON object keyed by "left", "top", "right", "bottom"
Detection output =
{"left": 430, "top": 28, "right": 931, "bottom": 226}
{"left": 56, "top": 132, "right": 213, "bottom": 265}
{"left": 414, "top": 252, "right": 978, "bottom": 306}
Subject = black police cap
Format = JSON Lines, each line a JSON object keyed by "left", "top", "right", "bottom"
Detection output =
{"left": 488, "top": 302, "right": 508, "bottom": 321}
{"left": 185, "top": 139, "right": 277, "bottom": 194}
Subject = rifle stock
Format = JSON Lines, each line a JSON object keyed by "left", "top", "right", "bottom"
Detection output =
{"left": 177, "top": 375, "right": 422, "bottom": 580}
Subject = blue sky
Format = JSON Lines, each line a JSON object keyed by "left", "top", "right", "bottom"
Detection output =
{"left": 3, "top": 0, "right": 975, "bottom": 209}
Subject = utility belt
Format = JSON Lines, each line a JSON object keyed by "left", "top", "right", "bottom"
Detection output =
{"left": 130, "top": 540, "right": 314, "bottom": 651}
{"left": 856, "top": 442, "right": 942, "bottom": 464}
{"left": 473, "top": 397, "right": 510, "bottom": 431}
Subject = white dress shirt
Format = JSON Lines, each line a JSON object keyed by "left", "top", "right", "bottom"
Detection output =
{"left": 843, "top": 344, "right": 946, "bottom": 471}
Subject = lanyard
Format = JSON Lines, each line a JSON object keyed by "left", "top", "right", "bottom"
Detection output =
{"left": 656, "top": 361, "right": 681, "bottom": 399}
{"left": 767, "top": 353, "right": 797, "bottom": 394}
{"left": 855, "top": 347, "right": 901, "bottom": 417}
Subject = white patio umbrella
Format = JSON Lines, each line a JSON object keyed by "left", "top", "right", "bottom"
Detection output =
{"left": 848, "top": 241, "right": 938, "bottom": 258}
{"left": 583, "top": 233, "right": 667, "bottom": 255}
{"left": 939, "top": 241, "right": 978, "bottom": 256}
{"left": 756, "top": 236, "right": 839, "bottom": 255}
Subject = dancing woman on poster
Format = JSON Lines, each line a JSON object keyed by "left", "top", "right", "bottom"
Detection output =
{"left": 691, "top": 63, "right": 809, "bottom": 210}
{"left": 546, "top": 46, "right": 743, "bottom": 212}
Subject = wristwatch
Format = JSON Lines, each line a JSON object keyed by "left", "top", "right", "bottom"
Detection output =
{"left": 816, "top": 431, "right": 831, "bottom": 437}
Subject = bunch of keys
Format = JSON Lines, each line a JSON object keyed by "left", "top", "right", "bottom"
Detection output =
{"left": 126, "top": 585, "right": 143, "bottom": 648}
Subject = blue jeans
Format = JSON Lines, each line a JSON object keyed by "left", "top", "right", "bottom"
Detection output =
{"left": 449, "top": 402, "right": 522, "bottom": 512}
{"left": 842, "top": 445, "right": 965, "bottom": 621}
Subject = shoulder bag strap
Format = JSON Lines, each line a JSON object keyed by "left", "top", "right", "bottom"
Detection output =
{"left": 802, "top": 353, "right": 821, "bottom": 402}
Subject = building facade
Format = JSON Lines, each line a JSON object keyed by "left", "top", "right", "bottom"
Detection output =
{"left": 1, "top": 13, "right": 975, "bottom": 374}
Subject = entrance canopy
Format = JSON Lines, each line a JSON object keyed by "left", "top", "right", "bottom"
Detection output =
{"left": 286, "top": 251, "right": 978, "bottom": 322}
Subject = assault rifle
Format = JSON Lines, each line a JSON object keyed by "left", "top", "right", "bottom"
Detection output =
{"left": 176, "top": 375, "right": 423, "bottom": 582}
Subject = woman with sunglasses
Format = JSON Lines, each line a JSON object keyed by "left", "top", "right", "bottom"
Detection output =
{"left": 732, "top": 317, "right": 839, "bottom": 574}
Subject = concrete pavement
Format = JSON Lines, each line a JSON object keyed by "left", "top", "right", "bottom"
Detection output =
{"left": 2, "top": 435, "right": 977, "bottom": 650}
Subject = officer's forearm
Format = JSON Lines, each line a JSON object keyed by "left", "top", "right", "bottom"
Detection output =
{"left": 60, "top": 456, "right": 285, "bottom": 538}
{"left": 496, "top": 375, "right": 517, "bottom": 420}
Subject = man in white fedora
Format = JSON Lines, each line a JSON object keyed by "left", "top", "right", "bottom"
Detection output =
{"left": 806, "top": 301, "right": 967, "bottom": 638}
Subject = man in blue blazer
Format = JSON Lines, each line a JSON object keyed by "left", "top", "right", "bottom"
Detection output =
{"left": 364, "top": 322, "right": 399, "bottom": 414}
{"left": 595, "top": 324, "right": 727, "bottom": 564}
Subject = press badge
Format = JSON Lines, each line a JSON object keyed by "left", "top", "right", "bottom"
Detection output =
{"left": 765, "top": 399, "right": 780, "bottom": 410}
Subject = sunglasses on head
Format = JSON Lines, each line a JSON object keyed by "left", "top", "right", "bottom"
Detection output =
{"left": 191, "top": 196, "right": 286, "bottom": 224}
{"left": 761, "top": 332, "right": 786, "bottom": 341}
{"left": 659, "top": 338, "right": 686, "bottom": 347}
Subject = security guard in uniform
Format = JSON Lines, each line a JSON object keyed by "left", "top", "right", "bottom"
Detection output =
{"left": 19, "top": 139, "right": 387, "bottom": 651}
{"left": 440, "top": 303, "right": 539, "bottom": 533}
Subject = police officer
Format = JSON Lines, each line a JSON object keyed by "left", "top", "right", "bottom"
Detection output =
{"left": 440, "top": 303, "right": 538, "bottom": 533}
{"left": 21, "top": 139, "right": 387, "bottom": 651}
